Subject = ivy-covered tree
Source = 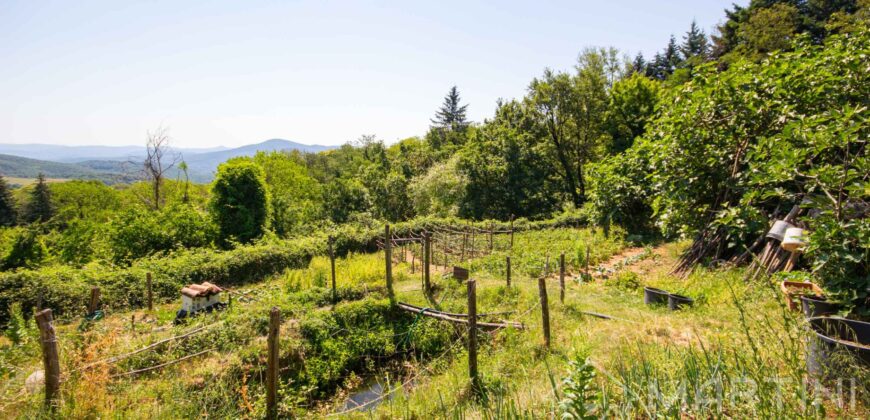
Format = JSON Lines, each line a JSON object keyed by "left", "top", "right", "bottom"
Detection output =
{"left": 0, "top": 176, "right": 17, "bottom": 226}
{"left": 23, "top": 173, "right": 54, "bottom": 223}
{"left": 209, "top": 161, "right": 271, "bottom": 245}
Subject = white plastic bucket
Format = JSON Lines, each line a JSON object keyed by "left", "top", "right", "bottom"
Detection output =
{"left": 766, "top": 220, "right": 794, "bottom": 241}
{"left": 781, "top": 227, "right": 807, "bottom": 252}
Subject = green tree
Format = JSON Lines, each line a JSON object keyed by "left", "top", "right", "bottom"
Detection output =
{"left": 49, "top": 180, "right": 120, "bottom": 224}
{"left": 682, "top": 20, "right": 710, "bottom": 59}
{"left": 409, "top": 156, "right": 466, "bottom": 217}
{"left": 23, "top": 173, "right": 54, "bottom": 223}
{"left": 738, "top": 3, "right": 802, "bottom": 55}
{"left": 0, "top": 176, "right": 17, "bottom": 227}
{"left": 322, "top": 178, "right": 369, "bottom": 223}
{"left": 210, "top": 161, "right": 271, "bottom": 245}
{"left": 459, "top": 100, "right": 559, "bottom": 219}
{"left": 431, "top": 85, "right": 469, "bottom": 131}
{"left": 527, "top": 47, "right": 615, "bottom": 206}
{"left": 1, "top": 227, "right": 46, "bottom": 270}
{"left": 604, "top": 73, "right": 661, "bottom": 153}
{"left": 250, "top": 151, "right": 322, "bottom": 236}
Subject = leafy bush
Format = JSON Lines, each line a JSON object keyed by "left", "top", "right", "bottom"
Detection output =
{"left": 0, "top": 237, "right": 316, "bottom": 325}
{"left": 1, "top": 227, "right": 46, "bottom": 270}
{"left": 210, "top": 160, "right": 271, "bottom": 244}
{"left": 105, "top": 204, "right": 216, "bottom": 265}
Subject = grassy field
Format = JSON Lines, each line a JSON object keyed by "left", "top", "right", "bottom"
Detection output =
{"left": 4, "top": 177, "right": 70, "bottom": 187}
{"left": 1, "top": 227, "right": 867, "bottom": 418}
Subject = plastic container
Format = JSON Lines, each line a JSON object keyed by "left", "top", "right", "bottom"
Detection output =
{"left": 766, "top": 220, "right": 794, "bottom": 241}
{"left": 643, "top": 287, "right": 669, "bottom": 306}
{"left": 800, "top": 295, "right": 842, "bottom": 318}
{"left": 779, "top": 281, "right": 824, "bottom": 311}
{"left": 668, "top": 294, "right": 694, "bottom": 311}
{"left": 781, "top": 227, "right": 807, "bottom": 252}
{"left": 806, "top": 317, "right": 870, "bottom": 379}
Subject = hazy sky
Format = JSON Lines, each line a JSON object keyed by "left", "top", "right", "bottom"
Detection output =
{"left": 1, "top": 0, "right": 741, "bottom": 148}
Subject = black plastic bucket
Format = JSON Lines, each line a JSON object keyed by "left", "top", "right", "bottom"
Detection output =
{"left": 807, "top": 317, "right": 870, "bottom": 379}
{"left": 643, "top": 287, "right": 669, "bottom": 306}
{"left": 800, "top": 295, "right": 842, "bottom": 318}
{"left": 668, "top": 294, "right": 694, "bottom": 311}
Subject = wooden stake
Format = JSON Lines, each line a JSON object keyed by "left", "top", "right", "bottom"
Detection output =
{"left": 88, "top": 286, "right": 100, "bottom": 314}
{"left": 585, "top": 247, "right": 591, "bottom": 280}
{"left": 488, "top": 222, "right": 493, "bottom": 252}
{"left": 545, "top": 255, "right": 550, "bottom": 277}
{"left": 509, "top": 215, "right": 515, "bottom": 250}
{"left": 506, "top": 256, "right": 511, "bottom": 287}
{"left": 538, "top": 278, "right": 550, "bottom": 348}
{"left": 559, "top": 252, "right": 565, "bottom": 303}
{"left": 146, "top": 272, "right": 153, "bottom": 311}
{"left": 266, "top": 307, "right": 280, "bottom": 420}
{"left": 467, "top": 280, "right": 479, "bottom": 392}
{"left": 328, "top": 236, "right": 337, "bottom": 303}
{"left": 423, "top": 232, "right": 431, "bottom": 292}
{"left": 471, "top": 226, "right": 475, "bottom": 258}
{"left": 35, "top": 309, "right": 60, "bottom": 410}
{"left": 131, "top": 314, "right": 135, "bottom": 331}
{"left": 385, "top": 225, "right": 394, "bottom": 303}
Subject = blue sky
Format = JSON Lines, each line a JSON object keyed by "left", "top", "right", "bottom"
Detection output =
{"left": 1, "top": 0, "right": 742, "bottom": 148}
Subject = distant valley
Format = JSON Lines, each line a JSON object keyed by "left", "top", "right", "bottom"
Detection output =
{"left": 0, "top": 139, "right": 335, "bottom": 184}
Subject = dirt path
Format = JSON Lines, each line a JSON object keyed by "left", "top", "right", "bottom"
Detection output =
{"left": 591, "top": 244, "right": 672, "bottom": 279}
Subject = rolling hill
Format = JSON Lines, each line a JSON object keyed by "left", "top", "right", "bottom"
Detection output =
{"left": 0, "top": 154, "right": 140, "bottom": 184}
{"left": 0, "top": 139, "right": 335, "bottom": 184}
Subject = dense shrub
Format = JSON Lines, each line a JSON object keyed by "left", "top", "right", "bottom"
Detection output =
{"left": 210, "top": 160, "right": 271, "bottom": 244}
{"left": 105, "top": 204, "right": 216, "bottom": 265}
{"left": 0, "top": 237, "right": 317, "bottom": 325}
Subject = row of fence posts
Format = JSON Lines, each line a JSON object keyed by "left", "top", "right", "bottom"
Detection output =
{"left": 34, "top": 222, "right": 567, "bottom": 413}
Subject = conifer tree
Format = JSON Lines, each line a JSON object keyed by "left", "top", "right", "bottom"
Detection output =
{"left": 23, "top": 173, "right": 54, "bottom": 223}
{"left": 682, "top": 20, "right": 710, "bottom": 58}
{"left": 664, "top": 35, "right": 682, "bottom": 71}
{"left": 0, "top": 176, "right": 17, "bottom": 226}
{"left": 631, "top": 53, "right": 647, "bottom": 75}
{"left": 431, "top": 85, "right": 469, "bottom": 131}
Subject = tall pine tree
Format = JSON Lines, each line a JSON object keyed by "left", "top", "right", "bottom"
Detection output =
{"left": 682, "top": 20, "right": 710, "bottom": 58}
{"left": 23, "top": 173, "right": 54, "bottom": 223}
{"left": 0, "top": 176, "right": 17, "bottom": 226}
{"left": 631, "top": 53, "right": 647, "bottom": 75}
{"left": 431, "top": 85, "right": 469, "bottom": 131}
{"left": 664, "top": 35, "right": 682, "bottom": 71}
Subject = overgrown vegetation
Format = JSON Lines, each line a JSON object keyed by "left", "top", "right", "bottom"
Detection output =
{"left": 0, "top": 2, "right": 867, "bottom": 418}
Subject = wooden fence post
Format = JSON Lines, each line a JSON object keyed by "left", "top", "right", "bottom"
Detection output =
{"left": 146, "top": 272, "right": 153, "bottom": 311}
{"left": 509, "top": 215, "right": 515, "bottom": 250}
{"left": 467, "top": 280, "right": 479, "bottom": 392}
{"left": 538, "top": 278, "right": 550, "bottom": 348}
{"left": 35, "top": 309, "right": 60, "bottom": 410}
{"left": 559, "top": 252, "right": 565, "bottom": 303}
{"left": 461, "top": 229, "right": 467, "bottom": 262}
{"left": 471, "top": 226, "right": 475, "bottom": 259}
{"left": 423, "top": 232, "right": 431, "bottom": 292}
{"left": 385, "top": 225, "right": 394, "bottom": 303}
{"left": 488, "top": 222, "right": 493, "bottom": 252}
{"left": 266, "top": 307, "right": 280, "bottom": 420}
{"left": 545, "top": 255, "right": 550, "bottom": 277}
{"left": 585, "top": 247, "right": 591, "bottom": 280}
{"left": 506, "top": 256, "right": 511, "bottom": 287}
{"left": 88, "top": 287, "right": 100, "bottom": 314}
{"left": 328, "top": 236, "right": 337, "bottom": 303}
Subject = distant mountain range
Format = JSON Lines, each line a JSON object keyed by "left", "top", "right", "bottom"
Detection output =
{"left": 0, "top": 139, "right": 335, "bottom": 184}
